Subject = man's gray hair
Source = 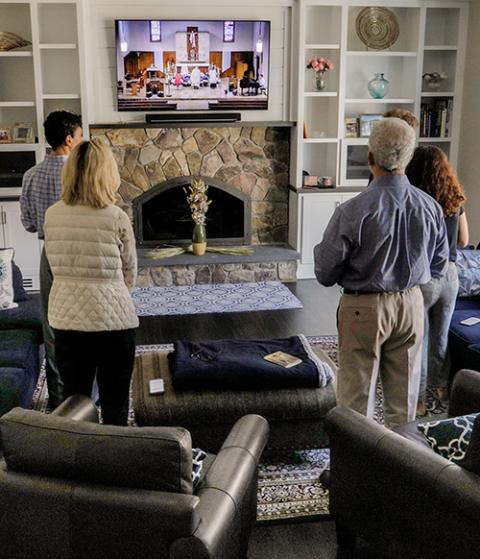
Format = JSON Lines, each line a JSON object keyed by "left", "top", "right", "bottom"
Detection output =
{"left": 368, "top": 117, "right": 416, "bottom": 172}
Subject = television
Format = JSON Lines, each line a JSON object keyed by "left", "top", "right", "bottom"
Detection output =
{"left": 115, "top": 19, "right": 270, "bottom": 112}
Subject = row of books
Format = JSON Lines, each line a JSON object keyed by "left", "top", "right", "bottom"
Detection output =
{"left": 420, "top": 99, "right": 453, "bottom": 138}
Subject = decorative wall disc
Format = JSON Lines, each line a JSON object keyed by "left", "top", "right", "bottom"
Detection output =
{"left": 355, "top": 7, "right": 400, "bottom": 50}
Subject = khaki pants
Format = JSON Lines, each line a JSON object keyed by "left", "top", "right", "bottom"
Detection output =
{"left": 336, "top": 287, "right": 424, "bottom": 428}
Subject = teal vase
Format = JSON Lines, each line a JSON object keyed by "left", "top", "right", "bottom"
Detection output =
{"left": 368, "top": 73, "right": 390, "bottom": 99}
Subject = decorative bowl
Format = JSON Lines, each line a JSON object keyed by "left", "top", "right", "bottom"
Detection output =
{"left": 355, "top": 7, "right": 400, "bottom": 51}
{"left": 0, "top": 32, "right": 31, "bottom": 52}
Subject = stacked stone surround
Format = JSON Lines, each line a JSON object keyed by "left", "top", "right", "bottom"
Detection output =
{"left": 90, "top": 125, "right": 290, "bottom": 244}
{"left": 90, "top": 124, "right": 296, "bottom": 286}
{"left": 136, "top": 260, "right": 297, "bottom": 287}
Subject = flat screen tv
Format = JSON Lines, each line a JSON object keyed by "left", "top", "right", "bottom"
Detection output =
{"left": 115, "top": 19, "right": 270, "bottom": 112}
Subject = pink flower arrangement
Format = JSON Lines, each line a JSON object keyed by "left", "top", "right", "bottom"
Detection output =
{"left": 306, "top": 57, "right": 334, "bottom": 74}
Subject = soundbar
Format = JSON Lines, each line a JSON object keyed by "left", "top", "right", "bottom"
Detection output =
{"left": 145, "top": 113, "right": 241, "bottom": 124}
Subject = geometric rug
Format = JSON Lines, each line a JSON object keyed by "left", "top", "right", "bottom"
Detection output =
{"left": 132, "top": 281, "right": 303, "bottom": 316}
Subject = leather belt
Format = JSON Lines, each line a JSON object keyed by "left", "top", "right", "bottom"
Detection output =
{"left": 343, "top": 289, "right": 406, "bottom": 295}
{"left": 343, "top": 289, "right": 381, "bottom": 295}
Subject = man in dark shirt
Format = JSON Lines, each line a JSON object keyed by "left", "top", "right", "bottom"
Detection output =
{"left": 314, "top": 118, "right": 449, "bottom": 427}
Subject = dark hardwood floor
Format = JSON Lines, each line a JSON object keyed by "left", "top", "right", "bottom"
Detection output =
{"left": 136, "top": 280, "right": 341, "bottom": 345}
{"left": 137, "top": 279, "right": 380, "bottom": 559}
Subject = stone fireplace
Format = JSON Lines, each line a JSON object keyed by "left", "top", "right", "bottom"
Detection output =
{"left": 89, "top": 123, "right": 298, "bottom": 285}
{"left": 90, "top": 124, "right": 290, "bottom": 245}
{"left": 133, "top": 175, "right": 251, "bottom": 247}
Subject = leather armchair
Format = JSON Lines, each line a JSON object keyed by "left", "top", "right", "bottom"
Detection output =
{"left": 0, "top": 395, "right": 269, "bottom": 559}
{"left": 325, "top": 369, "right": 480, "bottom": 559}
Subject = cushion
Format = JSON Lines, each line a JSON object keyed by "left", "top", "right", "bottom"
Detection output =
{"left": 0, "top": 249, "right": 17, "bottom": 310}
{"left": 0, "top": 367, "right": 25, "bottom": 417}
{"left": 0, "top": 295, "right": 42, "bottom": 336}
{"left": 418, "top": 413, "right": 480, "bottom": 463}
{"left": 192, "top": 447, "right": 207, "bottom": 487}
{"left": 0, "top": 407, "right": 194, "bottom": 494}
{"left": 0, "top": 330, "right": 40, "bottom": 406}
{"left": 456, "top": 250, "right": 480, "bottom": 297}
{"left": 12, "top": 261, "right": 28, "bottom": 302}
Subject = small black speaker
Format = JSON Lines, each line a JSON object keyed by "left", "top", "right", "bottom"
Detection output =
{"left": 145, "top": 112, "right": 241, "bottom": 124}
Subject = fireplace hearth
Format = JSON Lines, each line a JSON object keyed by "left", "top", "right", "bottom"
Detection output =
{"left": 133, "top": 176, "right": 251, "bottom": 247}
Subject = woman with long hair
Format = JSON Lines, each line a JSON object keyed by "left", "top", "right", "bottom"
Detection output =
{"left": 44, "top": 138, "right": 138, "bottom": 424}
{"left": 406, "top": 145, "right": 468, "bottom": 414}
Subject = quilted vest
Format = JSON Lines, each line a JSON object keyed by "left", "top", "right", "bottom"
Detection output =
{"left": 44, "top": 201, "right": 139, "bottom": 332}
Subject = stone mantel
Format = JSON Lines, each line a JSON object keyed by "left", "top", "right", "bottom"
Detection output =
{"left": 90, "top": 121, "right": 296, "bottom": 130}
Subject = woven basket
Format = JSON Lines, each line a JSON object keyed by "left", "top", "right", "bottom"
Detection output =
{"left": 0, "top": 32, "right": 31, "bottom": 52}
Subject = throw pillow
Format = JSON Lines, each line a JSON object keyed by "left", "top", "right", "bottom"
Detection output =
{"left": 418, "top": 413, "right": 480, "bottom": 463}
{"left": 12, "top": 260, "right": 28, "bottom": 302}
{"left": 192, "top": 447, "right": 207, "bottom": 487}
{"left": 0, "top": 248, "right": 18, "bottom": 310}
{"left": 456, "top": 249, "right": 480, "bottom": 297}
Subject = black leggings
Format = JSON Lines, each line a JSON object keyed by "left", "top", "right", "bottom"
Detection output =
{"left": 53, "top": 328, "right": 136, "bottom": 425}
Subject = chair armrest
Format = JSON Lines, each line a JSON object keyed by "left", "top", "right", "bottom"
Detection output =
{"left": 51, "top": 395, "right": 99, "bottom": 423}
{"left": 325, "top": 406, "right": 480, "bottom": 556}
{"left": 170, "top": 414, "right": 269, "bottom": 559}
{"left": 449, "top": 369, "right": 480, "bottom": 417}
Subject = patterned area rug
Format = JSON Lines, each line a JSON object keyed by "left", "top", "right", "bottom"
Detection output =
{"left": 30, "top": 335, "right": 447, "bottom": 524}
{"left": 132, "top": 281, "right": 303, "bottom": 316}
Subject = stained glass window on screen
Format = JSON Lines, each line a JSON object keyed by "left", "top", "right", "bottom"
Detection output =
{"left": 150, "top": 21, "right": 161, "bottom": 42}
{"left": 224, "top": 21, "right": 235, "bottom": 42}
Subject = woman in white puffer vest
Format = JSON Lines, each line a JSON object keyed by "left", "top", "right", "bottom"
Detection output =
{"left": 44, "top": 138, "right": 139, "bottom": 425}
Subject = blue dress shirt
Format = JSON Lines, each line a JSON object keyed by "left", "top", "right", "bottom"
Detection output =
{"left": 314, "top": 175, "right": 449, "bottom": 292}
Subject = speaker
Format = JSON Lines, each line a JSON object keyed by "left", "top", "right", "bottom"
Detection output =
{"left": 145, "top": 112, "right": 241, "bottom": 124}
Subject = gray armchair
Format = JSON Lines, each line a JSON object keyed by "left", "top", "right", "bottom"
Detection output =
{"left": 325, "top": 369, "right": 480, "bottom": 559}
{"left": 0, "top": 395, "right": 269, "bottom": 559}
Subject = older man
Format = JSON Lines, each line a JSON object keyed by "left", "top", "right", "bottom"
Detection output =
{"left": 314, "top": 118, "right": 449, "bottom": 427}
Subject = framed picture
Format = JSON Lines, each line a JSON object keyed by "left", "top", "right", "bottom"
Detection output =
{"left": 359, "top": 114, "right": 384, "bottom": 138}
{"left": 345, "top": 117, "right": 359, "bottom": 138}
{"left": 12, "top": 122, "right": 34, "bottom": 143}
{"left": 223, "top": 21, "right": 235, "bottom": 43}
{"left": 0, "top": 126, "right": 11, "bottom": 143}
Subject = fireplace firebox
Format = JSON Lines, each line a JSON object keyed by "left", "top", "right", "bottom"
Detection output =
{"left": 133, "top": 176, "right": 251, "bottom": 247}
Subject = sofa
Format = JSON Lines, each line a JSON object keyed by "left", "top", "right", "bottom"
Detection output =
{"left": 449, "top": 297, "right": 480, "bottom": 377}
{"left": 0, "top": 262, "right": 43, "bottom": 416}
{"left": 325, "top": 369, "right": 480, "bottom": 559}
{"left": 0, "top": 395, "right": 269, "bottom": 559}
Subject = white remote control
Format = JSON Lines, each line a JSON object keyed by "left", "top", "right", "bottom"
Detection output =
{"left": 149, "top": 378, "right": 165, "bottom": 394}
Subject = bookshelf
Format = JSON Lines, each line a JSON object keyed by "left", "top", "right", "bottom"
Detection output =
{"left": 290, "top": 0, "right": 469, "bottom": 279}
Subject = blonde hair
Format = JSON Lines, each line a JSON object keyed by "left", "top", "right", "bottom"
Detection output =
{"left": 61, "top": 138, "right": 120, "bottom": 208}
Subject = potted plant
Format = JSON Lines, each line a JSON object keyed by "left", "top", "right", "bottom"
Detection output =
{"left": 306, "top": 56, "right": 334, "bottom": 91}
{"left": 185, "top": 178, "right": 211, "bottom": 256}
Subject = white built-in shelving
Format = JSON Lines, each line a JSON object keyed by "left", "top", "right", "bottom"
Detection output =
{"left": 0, "top": 0, "right": 88, "bottom": 289}
{"left": 290, "top": 0, "right": 469, "bottom": 279}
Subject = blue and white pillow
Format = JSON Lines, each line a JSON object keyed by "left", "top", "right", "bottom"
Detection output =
{"left": 418, "top": 413, "right": 480, "bottom": 463}
{"left": 0, "top": 248, "right": 18, "bottom": 310}
{"left": 192, "top": 447, "right": 207, "bottom": 487}
{"left": 456, "top": 250, "right": 480, "bottom": 297}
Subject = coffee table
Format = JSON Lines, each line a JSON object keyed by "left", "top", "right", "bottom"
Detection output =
{"left": 133, "top": 346, "right": 336, "bottom": 452}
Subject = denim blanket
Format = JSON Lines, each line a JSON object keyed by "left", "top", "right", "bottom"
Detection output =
{"left": 167, "top": 335, "right": 334, "bottom": 391}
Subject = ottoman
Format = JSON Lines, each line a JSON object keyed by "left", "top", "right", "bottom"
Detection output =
{"left": 133, "top": 346, "right": 336, "bottom": 452}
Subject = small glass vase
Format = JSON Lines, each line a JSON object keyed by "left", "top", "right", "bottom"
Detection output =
{"left": 192, "top": 223, "right": 207, "bottom": 256}
{"left": 314, "top": 72, "right": 326, "bottom": 91}
{"left": 368, "top": 73, "right": 390, "bottom": 99}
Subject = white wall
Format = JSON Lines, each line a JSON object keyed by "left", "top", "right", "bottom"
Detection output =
{"left": 86, "top": 0, "right": 291, "bottom": 123}
{"left": 459, "top": 0, "right": 480, "bottom": 244}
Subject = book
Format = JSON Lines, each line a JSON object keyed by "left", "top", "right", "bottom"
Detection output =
{"left": 264, "top": 351, "right": 303, "bottom": 368}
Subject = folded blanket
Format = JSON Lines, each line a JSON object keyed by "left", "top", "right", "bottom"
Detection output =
{"left": 167, "top": 335, "right": 334, "bottom": 391}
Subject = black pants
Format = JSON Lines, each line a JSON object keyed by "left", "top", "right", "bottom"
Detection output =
{"left": 52, "top": 328, "right": 136, "bottom": 425}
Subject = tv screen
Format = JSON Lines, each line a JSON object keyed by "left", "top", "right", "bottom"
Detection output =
{"left": 115, "top": 19, "right": 270, "bottom": 112}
